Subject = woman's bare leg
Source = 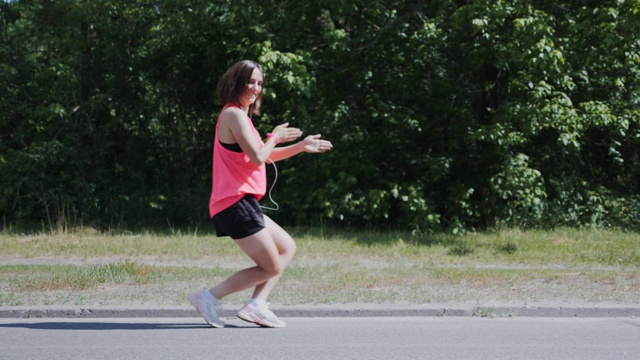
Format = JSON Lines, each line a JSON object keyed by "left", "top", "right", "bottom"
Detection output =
{"left": 208, "top": 215, "right": 294, "bottom": 300}
{"left": 250, "top": 215, "right": 296, "bottom": 301}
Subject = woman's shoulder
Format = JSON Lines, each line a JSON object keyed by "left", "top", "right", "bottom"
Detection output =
{"left": 220, "top": 105, "right": 247, "bottom": 118}
{"left": 218, "top": 105, "right": 251, "bottom": 133}
{"left": 219, "top": 105, "right": 245, "bottom": 121}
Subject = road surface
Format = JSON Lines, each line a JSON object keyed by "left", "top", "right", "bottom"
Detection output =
{"left": 1, "top": 316, "right": 638, "bottom": 360}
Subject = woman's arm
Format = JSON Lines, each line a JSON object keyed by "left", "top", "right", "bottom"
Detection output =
{"left": 220, "top": 108, "right": 302, "bottom": 165}
{"left": 269, "top": 134, "right": 333, "bottom": 162}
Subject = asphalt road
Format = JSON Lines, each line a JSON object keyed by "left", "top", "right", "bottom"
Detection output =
{"left": 1, "top": 317, "right": 638, "bottom": 360}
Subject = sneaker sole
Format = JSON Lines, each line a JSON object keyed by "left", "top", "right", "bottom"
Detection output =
{"left": 188, "top": 294, "right": 225, "bottom": 328}
{"left": 237, "top": 310, "right": 285, "bottom": 328}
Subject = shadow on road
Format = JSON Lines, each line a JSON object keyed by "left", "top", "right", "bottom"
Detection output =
{"left": 0, "top": 321, "right": 257, "bottom": 331}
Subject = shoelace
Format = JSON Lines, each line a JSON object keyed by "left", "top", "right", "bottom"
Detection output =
{"left": 204, "top": 297, "right": 223, "bottom": 317}
{"left": 214, "top": 301, "right": 224, "bottom": 316}
{"left": 259, "top": 302, "right": 278, "bottom": 319}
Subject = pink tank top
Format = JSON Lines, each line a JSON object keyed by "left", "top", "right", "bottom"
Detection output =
{"left": 208, "top": 104, "right": 266, "bottom": 217}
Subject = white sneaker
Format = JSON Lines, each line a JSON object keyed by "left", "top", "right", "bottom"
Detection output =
{"left": 188, "top": 290, "right": 225, "bottom": 328}
{"left": 237, "top": 302, "right": 286, "bottom": 328}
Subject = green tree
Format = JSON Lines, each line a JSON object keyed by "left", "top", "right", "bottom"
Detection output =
{"left": 1, "top": 0, "right": 638, "bottom": 232}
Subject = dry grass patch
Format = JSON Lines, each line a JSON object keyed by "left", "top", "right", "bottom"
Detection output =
{"left": 0, "top": 227, "right": 638, "bottom": 307}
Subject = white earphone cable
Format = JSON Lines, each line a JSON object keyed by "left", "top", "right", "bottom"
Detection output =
{"left": 261, "top": 158, "right": 279, "bottom": 211}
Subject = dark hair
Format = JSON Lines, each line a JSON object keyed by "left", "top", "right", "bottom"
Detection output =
{"left": 216, "top": 60, "right": 264, "bottom": 116}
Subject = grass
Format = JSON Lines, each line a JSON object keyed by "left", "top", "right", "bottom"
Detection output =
{"left": 0, "top": 227, "right": 638, "bottom": 307}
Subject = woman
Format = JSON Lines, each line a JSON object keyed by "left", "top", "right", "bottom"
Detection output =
{"left": 188, "top": 60, "right": 332, "bottom": 328}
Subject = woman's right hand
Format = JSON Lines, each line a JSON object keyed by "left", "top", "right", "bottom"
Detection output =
{"left": 272, "top": 123, "right": 303, "bottom": 143}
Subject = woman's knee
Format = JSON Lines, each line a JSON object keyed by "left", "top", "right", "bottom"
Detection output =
{"left": 261, "top": 258, "right": 283, "bottom": 277}
{"left": 264, "top": 218, "right": 296, "bottom": 258}
{"left": 236, "top": 231, "right": 283, "bottom": 276}
{"left": 279, "top": 235, "right": 296, "bottom": 256}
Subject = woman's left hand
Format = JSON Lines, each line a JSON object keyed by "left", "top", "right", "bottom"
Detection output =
{"left": 302, "top": 134, "right": 333, "bottom": 153}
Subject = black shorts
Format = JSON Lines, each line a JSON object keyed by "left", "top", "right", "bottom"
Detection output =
{"left": 212, "top": 194, "right": 266, "bottom": 239}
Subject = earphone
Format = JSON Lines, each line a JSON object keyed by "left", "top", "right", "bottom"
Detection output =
{"left": 260, "top": 158, "right": 279, "bottom": 211}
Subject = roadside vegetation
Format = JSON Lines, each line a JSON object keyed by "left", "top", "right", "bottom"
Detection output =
{"left": 1, "top": 227, "right": 637, "bottom": 307}
{"left": 2, "top": 1, "right": 640, "bottom": 234}
{"left": 2, "top": 2, "right": 638, "bottom": 310}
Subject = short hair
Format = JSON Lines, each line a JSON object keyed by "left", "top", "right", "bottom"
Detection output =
{"left": 216, "top": 60, "right": 264, "bottom": 116}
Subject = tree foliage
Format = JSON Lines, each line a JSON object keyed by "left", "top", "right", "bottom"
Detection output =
{"left": 1, "top": 0, "right": 639, "bottom": 232}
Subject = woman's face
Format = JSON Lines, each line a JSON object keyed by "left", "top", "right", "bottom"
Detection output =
{"left": 241, "top": 68, "right": 263, "bottom": 108}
